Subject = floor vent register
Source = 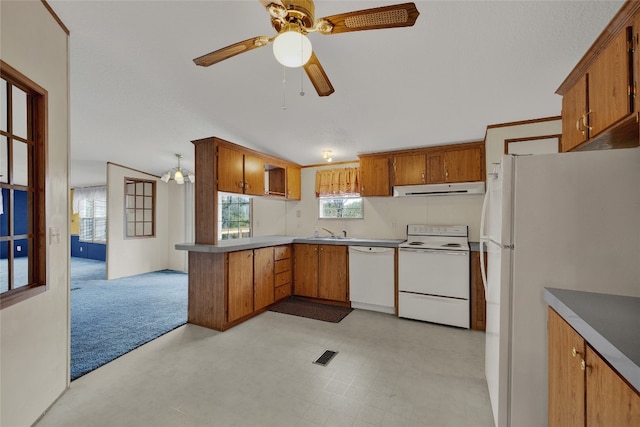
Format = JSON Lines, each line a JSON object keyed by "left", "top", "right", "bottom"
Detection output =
{"left": 313, "top": 350, "right": 338, "bottom": 367}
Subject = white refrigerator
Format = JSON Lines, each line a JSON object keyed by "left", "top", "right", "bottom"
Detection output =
{"left": 479, "top": 148, "right": 640, "bottom": 427}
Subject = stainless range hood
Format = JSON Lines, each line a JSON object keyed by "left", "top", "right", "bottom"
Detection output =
{"left": 393, "top": 181, "right": 485, "bottom": 197}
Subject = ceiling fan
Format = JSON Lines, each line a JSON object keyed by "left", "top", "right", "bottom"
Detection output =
{"left": 193, "top": 1, "right": 420, "bottom": 97}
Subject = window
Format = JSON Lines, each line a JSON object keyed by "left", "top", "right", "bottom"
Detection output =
{"left": 1, "top": 61, "right": 47, "bottom": 308}
{"left": 125, "top": 178, "right": 155, "bottom": 238}
{"left": 319, "top": 196, "right": 363, "bottom": 219}
{"left": 218, "top": 193, "right": 252, "bottom": 240}
{"left": 79, "top": 198, "right": 106, "bottom": 242}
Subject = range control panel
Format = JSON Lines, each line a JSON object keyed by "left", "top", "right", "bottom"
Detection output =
{"left": 406, "top": 224, "right": 468, "bottom": 237}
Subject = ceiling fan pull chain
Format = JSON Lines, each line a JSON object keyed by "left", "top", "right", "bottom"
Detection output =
{"left": 282, "top": 65, "right": 287, "bottom": 110}
{"left": 300, "top": 66, "right": 305, "bottom": 97}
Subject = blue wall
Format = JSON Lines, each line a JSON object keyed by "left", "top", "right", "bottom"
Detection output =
{"left": 70, "top": 235, "right": 106, "bottom": 261}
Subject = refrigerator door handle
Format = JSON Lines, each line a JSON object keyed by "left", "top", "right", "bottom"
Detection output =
{"left": 479, "top": 183, "right": 490, "bottom": 293}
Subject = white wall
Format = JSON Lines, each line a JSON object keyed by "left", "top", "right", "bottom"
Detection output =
{"left": 0, "top": 2, "right": 70, "bottom": 426}
{"left": 167, "top": 183, "right": 191, "bottom": 272}
{"left": 106, "top": 164, "right": 169, "bottom": 279}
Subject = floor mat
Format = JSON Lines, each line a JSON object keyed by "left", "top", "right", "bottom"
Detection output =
{"left": 269, "top": 297, "right": 353, "bottom": 323}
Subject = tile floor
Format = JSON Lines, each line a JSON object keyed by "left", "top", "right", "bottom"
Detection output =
{"left": 36, "top": 309, "right": 494, "bottom": 427}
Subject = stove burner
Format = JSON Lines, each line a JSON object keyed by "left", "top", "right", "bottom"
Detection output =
{"left": 442, "top": 243, "right": 461, "bottom": 248}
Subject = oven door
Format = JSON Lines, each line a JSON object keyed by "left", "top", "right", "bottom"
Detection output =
{"left": 398, "top": 248, "right": 469, "bottom": 298}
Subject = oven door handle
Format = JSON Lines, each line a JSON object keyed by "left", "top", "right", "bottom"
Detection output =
{"left": 400, "top": 248, "right": 468, "bottom": 256}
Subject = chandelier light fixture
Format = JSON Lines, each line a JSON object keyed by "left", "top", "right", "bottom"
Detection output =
{"left": 273, "top": 24, "right": 312, "bottom": 68}
{"left": 161, "top": 154, "right": 195, "bottom": 184}
{"left": 322, "top": 150, "right": 333, "bottom": 162}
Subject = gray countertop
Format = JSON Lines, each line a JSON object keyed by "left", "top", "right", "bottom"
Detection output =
{"left": 176, "top": 235, "right": 406, "bottom": 253}
{"left": 544, "top": 287, "right": 640, "bottom": 392}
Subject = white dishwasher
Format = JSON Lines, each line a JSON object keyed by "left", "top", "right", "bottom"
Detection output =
{"left": 348, "top": 246, "right": 395, "bottom": 314}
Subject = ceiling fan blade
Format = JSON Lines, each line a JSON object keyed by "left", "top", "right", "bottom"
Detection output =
{"left": 193, "top": 36, "right": 270, "bottom": 67}
{"left": 303, "top": 52, "right": 335, "bottom": 97}
{"left": 317, "top": 2, "right": 420, "bottom": 34}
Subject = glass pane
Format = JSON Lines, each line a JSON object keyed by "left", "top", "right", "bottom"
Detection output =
{"left": 143, "top": 223, "right": 152, "bottom": 236}
{"left": 126, "top": 208, "right": 135, "bottom": 222}
{"left": 144, "top": 210, "right": 152, "bottom": 222}
{"left": 13, "top": 189, "right": 28, "bottom": 235}
{"left": 144, "top": 196, "right": 152, "bottom": 209}
{"left": 135, "top": 210, "right": 143, "bottom": 222}
{"left": 12, "top": 85, "right": 28, "bottom": 139}
{"left": 126, "top": 182, "right": 135, "bottom": 195}
{"left": 0, "top": 136, "right": 6, "bottom": 184}
{"left": 0, "top": 79, "right": 7, "bottom": 132}
{"left": 127, "top": 223, "right": 135, "bottom": 237}
{"left": 14, "top": 240, "right": 29, "bottom": 289}
{"left": 135, "top": 223, "right": 143, "bottom": 236}
{"left": 136, "top": 196, "right": 143, "bottom": 207}
{"left": 136, "top": 182, "right": 143, "bottom": 194}
{"left": 13, "top": 140, "right": 28, "bottom": 186}
{"left": 0, "top": 241, "right": 7, "bottom": 292}
{"left": 144, "top": 182, "right": 152, "bottom": 195}
{"left": 126, "top": 195, "right": 134, "bottom": 208}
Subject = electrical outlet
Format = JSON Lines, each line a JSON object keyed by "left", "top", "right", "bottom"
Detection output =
{"left": 296, "top": 209, "right": 301, "bottom": 218}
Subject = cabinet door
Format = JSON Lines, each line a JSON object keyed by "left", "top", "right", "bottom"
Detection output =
{"left": 443, "top": 146, "right": 484, "bottom": 182}
{"left": 589, "top": 30, "right": 631, "bottom": 137}
{"left": 318, "top": 245, "right": 348, "bottom": 302}
{"left": 561, "top": 75, "right": 589, "bottom": 152}
{"left": 359, "top": 156, "right": 391, "bottom": 196}
{"left": 253, "top": 247, "right": 274, "bottom": 311}
{"left": 286, "top": 166, "right": 301, "bottom": 200}
{"left": 426, "top": 151, "right": 444, "bottom": 184}
{"left": 228, "top": 250, "right": 254, "bottom": 322}
{"left": 586, "top": 346, "right": 640, "bottom": 426}
{"left": 393, "top": 154, "right": 426, "bottom": 185}
{"left": 243, "top": 154, "right": 265, "bottom": 196}
{"left": 548, "top": 308, "right": 586, "bottom": 427}
{"left": 293, "top": 244, "right": 318, "bottom": 297}
{"left": 217, "top": 145, "right": 245, "bottom": 193}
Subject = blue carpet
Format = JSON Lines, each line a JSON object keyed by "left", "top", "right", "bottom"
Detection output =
{"left": 71, "top": 258, "right": 187, "bottom": 380}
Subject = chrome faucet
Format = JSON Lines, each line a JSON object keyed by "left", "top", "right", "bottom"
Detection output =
{"left": 321, "top": 227, "right": 335, "bottom": 237}
{"left": 342, "top": 230, "right": 347, "bottom": 238}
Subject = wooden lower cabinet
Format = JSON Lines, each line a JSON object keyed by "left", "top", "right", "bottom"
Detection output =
{"left": 470, "top": 251, "right": 487, "bottom": 331}
{"left": 253, "top": 247, "right": 274, "bottom": 311}
{"left": 548, "top": 308, "right": 640, "bottom": 426}
{"left": 294, "top": 244, "right": 349, "bottom": 303}
{"left": 227, "top": 250, "right": 254, "bottom": 322}
{"left": 274, "top": 245, "right": 292, "bottom": 300}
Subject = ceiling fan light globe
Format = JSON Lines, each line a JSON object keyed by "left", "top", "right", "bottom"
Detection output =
{"left": 174, "top": 169, "right": 185, "bottom": 184}
{"left": 161, "top": 172, "right": 171, "bottom": 183}
{"left": 273, "top": 31, "right": 312, "bottom": 68}
{"left": 188, "top": 172, "right": 195, "bottom": 183}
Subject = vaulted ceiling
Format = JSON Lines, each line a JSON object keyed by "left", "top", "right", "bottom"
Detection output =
{"left": 47, "top": 0, "right": 623, "bottom": 187}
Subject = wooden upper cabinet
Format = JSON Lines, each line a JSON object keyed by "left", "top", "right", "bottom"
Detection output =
{"left": 586, "top": 346, "right": 640, "bottom": 426}
{"left": 443, "top": 145, "right": 484, "bottom": 183}
{"left": 243, "top": 154, "right": 265, "bottom": 196}
{"left": 548, "top": 308, "right": 586, "bottom": 427}
{"left": 426, "top": 151, "right": 444, "bottom": 184}
{"left": 359, "top": 156, "right": 391, "bottom": 196}
{"left": 318, "top": 245, "right": 348, "bottom": 302}
{"left": 588, "top": 29, "right": 632, "bottom": 136}
{"left": 286, "top": 166, "right": 301, "bottom": 200}
{"left": 217, "top": 145, "right": 245, "bottom": 193}
{"left": 393, "top": 153, "right": 425, "bottom": 185}
{"left": 561, "top": 75, "right": 589, "bottom": 152}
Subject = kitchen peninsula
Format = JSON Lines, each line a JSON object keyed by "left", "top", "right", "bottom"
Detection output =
{"left": 177, "top": 236, "right": 403, "bottom": 331}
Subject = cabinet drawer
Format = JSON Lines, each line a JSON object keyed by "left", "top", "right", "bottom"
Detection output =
{"left": 275, "top": 258, "right": 291, "bottom": 274}
{"left": 275, "top": 271, "right": 291, "bottom": 287}
{"left": 275, "top": 284, "right": 291, "bottom": 300}
{"left": 274, "top": 245, "right": 291, "bottom": 261}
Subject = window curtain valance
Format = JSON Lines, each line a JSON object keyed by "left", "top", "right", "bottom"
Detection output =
{"left": 315, "top": 167, "right": 360, "bottom": 196}
{"left": 73, "top": 186, "right": 106, "bottom": 214}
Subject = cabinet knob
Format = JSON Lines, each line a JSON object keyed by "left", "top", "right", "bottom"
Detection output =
{"left": 238, "top": 180, "right": 244, "bottom": 189}
{"left": 581, "top": 359, "right": 586, "bottom": 371}
{"left": 572, "top": 347, "right": 582, "bottom": 358}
